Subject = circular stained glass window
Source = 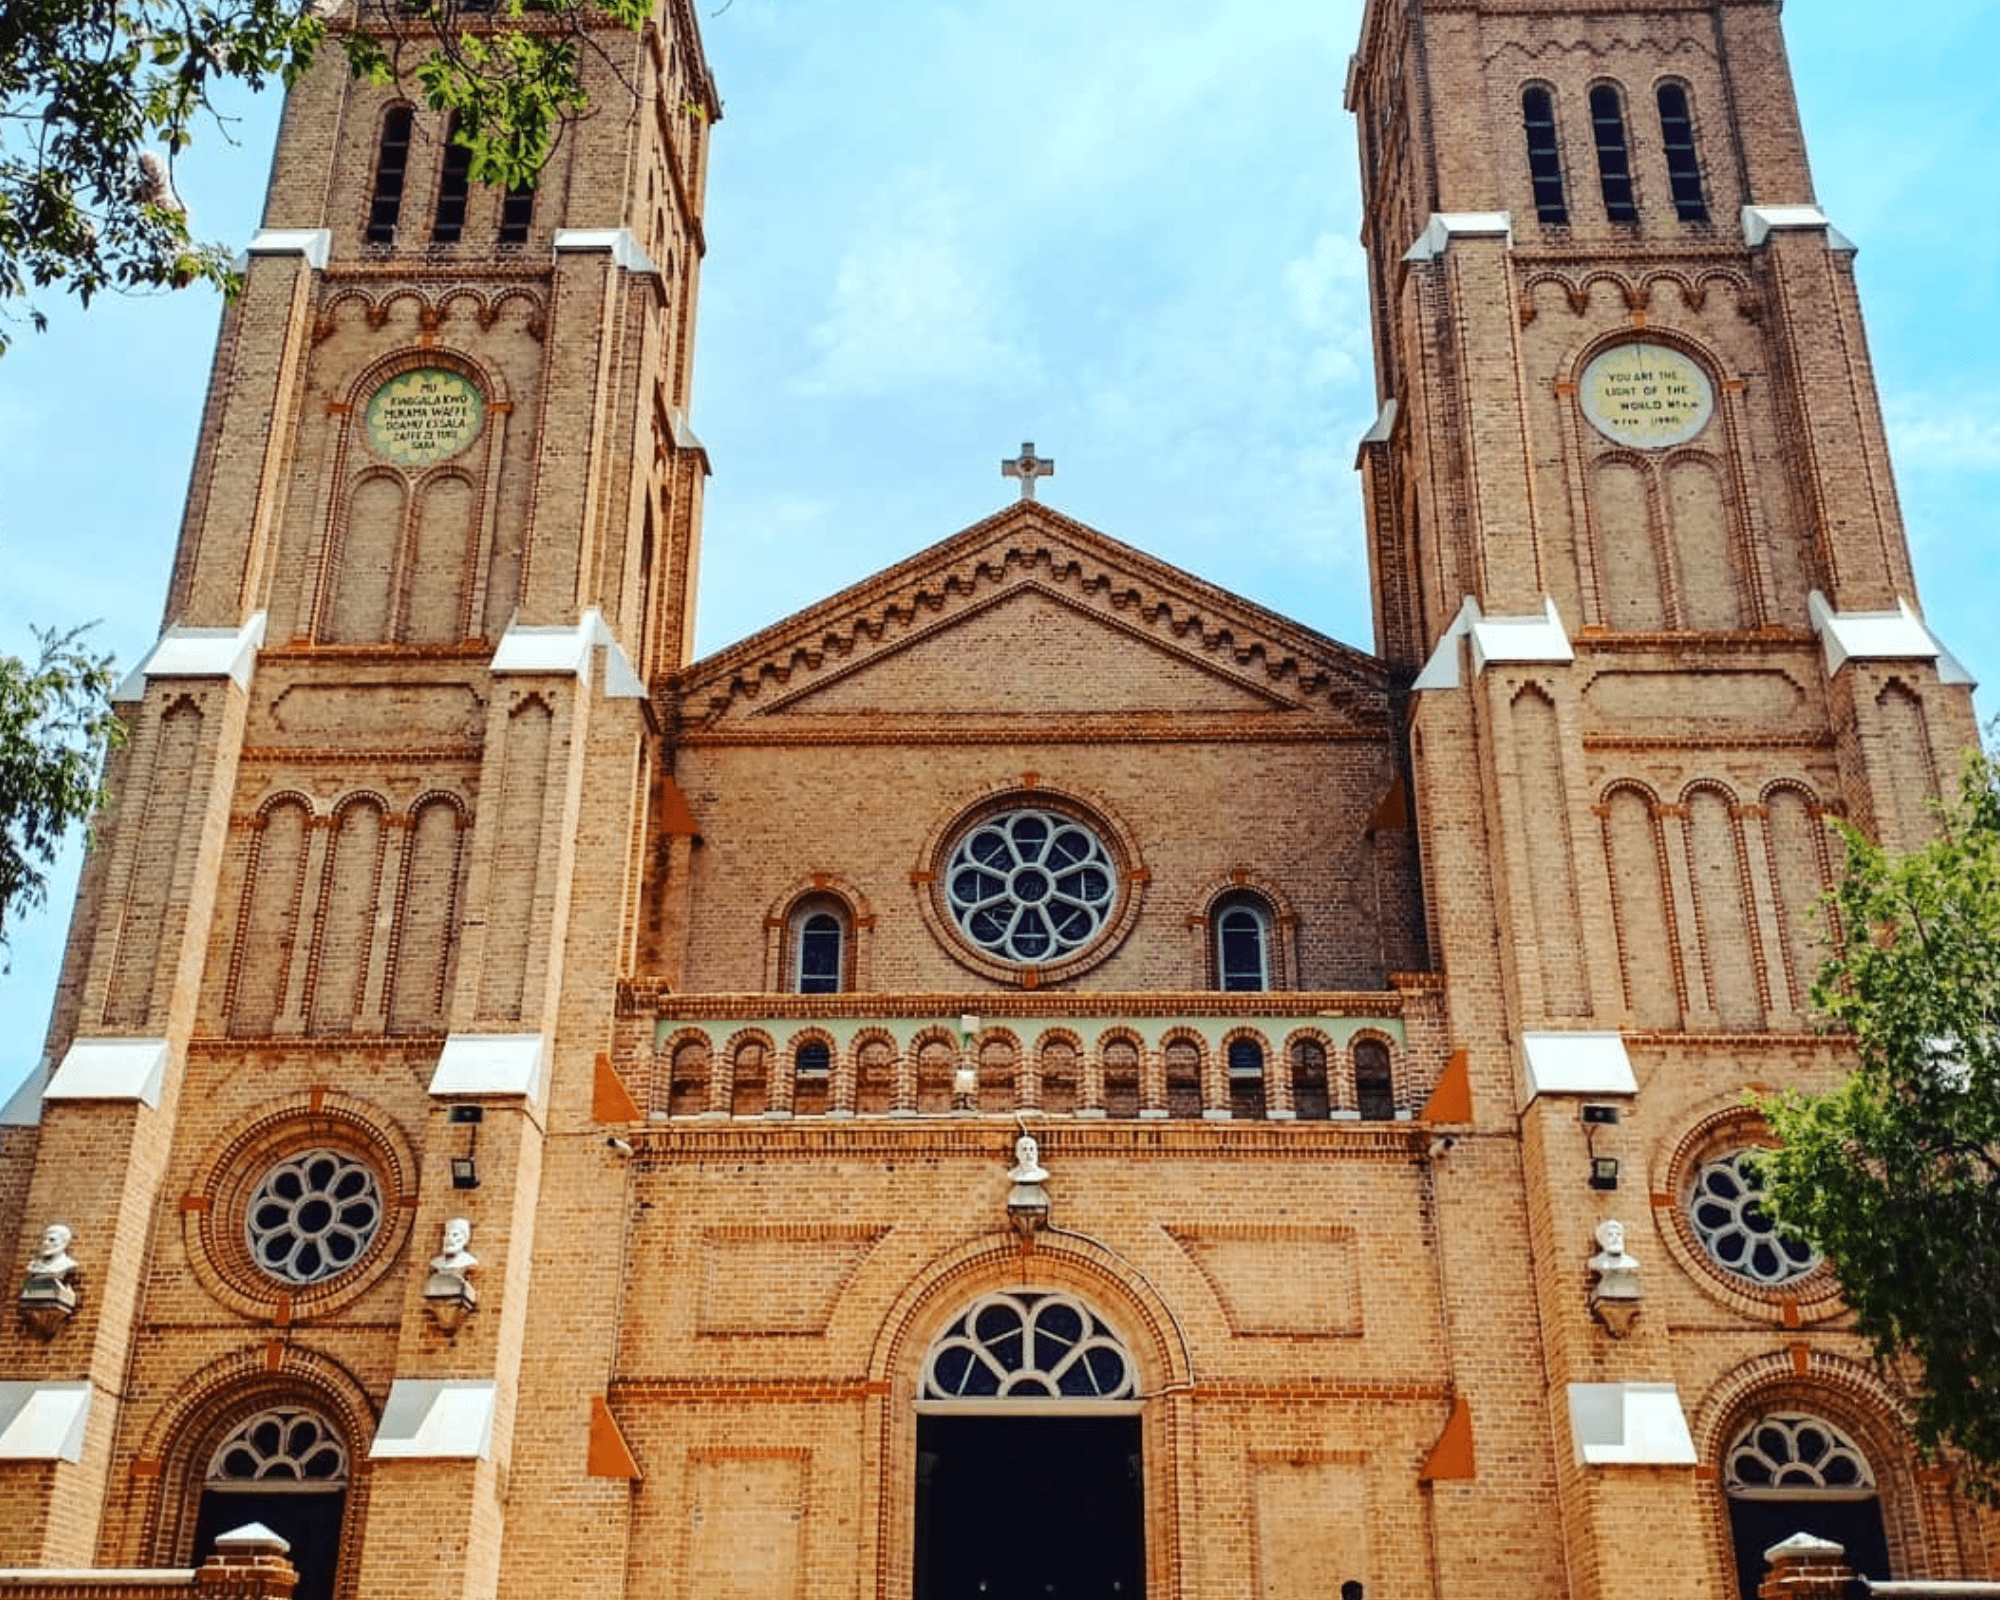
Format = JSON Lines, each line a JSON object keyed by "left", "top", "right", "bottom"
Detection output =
{"left": 1689, "top": 1148, "right": 1819, "bottom": 1286}
{"left": 245, "top": 1150, "right": 383, "bottom": 1285}
{"left": 944, "top": 809, "right": 1117, "bottom": 964}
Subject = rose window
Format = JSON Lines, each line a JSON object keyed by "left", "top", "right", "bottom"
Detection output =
{"left": 944, "top": 810, "right": 1116, "bottom": 963}
{"left": 245, "top": 1149, "right": 384, "bottom": 1285}
{"left": 1688, "top": 1148, "right": 1819, "bottom": 1286}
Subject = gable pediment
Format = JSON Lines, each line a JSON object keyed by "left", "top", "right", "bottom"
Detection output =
{"left": 678, "top": 504, "right": 1394, "bottom": 735}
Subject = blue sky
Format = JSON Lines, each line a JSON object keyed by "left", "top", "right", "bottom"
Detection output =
{"left": 1, "top": 0, "right": 1995, "bottom": 1076}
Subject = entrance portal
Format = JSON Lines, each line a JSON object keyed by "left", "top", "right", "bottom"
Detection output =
{"left": 916, "top": 1414, "right": 1144, "bottom": 1600}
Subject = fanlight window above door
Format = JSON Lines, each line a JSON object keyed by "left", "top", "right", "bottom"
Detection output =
{"left": 922, "top": 1292, "right": 1136, "bottom": 1401}
{"left": 206, "top": 1408, "right": 349, "bottom": 1490}
{"left": 1725, "top": 1413, "right": 1876, "bottom": 1500}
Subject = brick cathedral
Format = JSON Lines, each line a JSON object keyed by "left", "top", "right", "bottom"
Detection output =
{"left": 0, "top": 1, "right": 1987, "bottom": 1598}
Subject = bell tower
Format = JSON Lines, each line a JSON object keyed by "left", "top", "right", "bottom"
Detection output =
{"left": 9, "top": 5, "right": 717, "bottom": 1595}
{"left": 1349, "top": 2, "right": 1979, "bottom": 1596}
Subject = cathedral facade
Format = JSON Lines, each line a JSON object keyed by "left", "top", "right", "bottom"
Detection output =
{"left": 0, "top": 2, "right": 1988, "bottom": 1598}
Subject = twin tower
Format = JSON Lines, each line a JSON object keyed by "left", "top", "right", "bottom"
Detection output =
{"left": 0, "top": 4, "right": 1984, "bottom": 1600}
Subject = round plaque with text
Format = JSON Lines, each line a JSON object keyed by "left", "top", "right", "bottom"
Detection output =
{"left": 364, "top": 367, "right": 485, "bottom": 466}
{"left": 1579, "top": 342, "right": 1715, "bottom": 449}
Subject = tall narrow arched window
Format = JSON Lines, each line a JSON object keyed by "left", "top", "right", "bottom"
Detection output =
{"left": 498, "top": 182, "right": 535, "bottom": 245}
{"left": 432, "top": 116, "right": 473, "bottom": 243}
{"left": 1215, "top": 899, "right": 1271, "bottom": 992}
{"left": 1522, "top": 86, "right": 1568, "bottom": 224}
{"left": 366, "top": 106, "right": 413, "bottom": 244}
{"left": 1589, "top": 84, "right": 1639, "bottom": 223}
{"left": 793, "top": 905, "right": 846, "bottom": 994}
{"left": 1354, "top": 1039, "right": 1396, "bottom": 1121}
{"left": 1656, "top": 83, "right": 1708, "bottom": 223}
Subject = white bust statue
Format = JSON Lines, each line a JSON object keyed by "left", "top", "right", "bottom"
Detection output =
{"left": 27, "top": 1224, "right": 76, "bottom": 1284}
{"left": 1007, "top": 1134, "right": 1049, "bottom": 1185}
{"left": 1588, "top": 1218, "right": 1641, "bottom": 1301}
{"left": 429, "top": 1217, "right": 477, "bottom": 1278}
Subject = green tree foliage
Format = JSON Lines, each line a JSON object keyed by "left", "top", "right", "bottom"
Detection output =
{"left": 1764, "top": 751, "right": 2000, "bottom": 1495}
{"left": 0, "top": 629, "right": 123, "bottom": 960}
{"left": 0, "top": 0, "right": 650, "bottom": 351}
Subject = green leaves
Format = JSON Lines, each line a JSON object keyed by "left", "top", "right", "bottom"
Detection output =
{"left": 0, "top": 0, "right": 648, "bottom": 350}
{"left": 1764, "top": 751, "right": 2000, "bottom": 1499}
{"left": 0, "top": 627, "right": 123, "bottom": 962}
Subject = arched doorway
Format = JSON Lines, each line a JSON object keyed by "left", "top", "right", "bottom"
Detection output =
{"left": 1724, "top": 1412, "right": 1890, "bottom": 1599}
{"left": 191, "top": 1407, "right": 350, "bottom": 1600}
{"left": 915, "top": 1290, "right": 1145, "bottom": 1600}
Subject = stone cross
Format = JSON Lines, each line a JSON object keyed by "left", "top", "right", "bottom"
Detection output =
{"left": 1001, "top": 442, "right": 1054, "bottom": 501}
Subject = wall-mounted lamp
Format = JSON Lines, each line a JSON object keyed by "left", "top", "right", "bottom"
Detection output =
{"left": 447, "top": 1104, "right": 483, "bottom": 1189}
{"left": 1581, "top": 1104, "right": 1621, "bottom": 1190}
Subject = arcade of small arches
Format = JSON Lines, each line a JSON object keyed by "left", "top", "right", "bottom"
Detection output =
{"left": 653, "top": 1024, "right": 1403, "bottom": 1123}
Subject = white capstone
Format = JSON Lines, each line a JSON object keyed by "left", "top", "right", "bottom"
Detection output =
{"left": 1522, "top": 1032, "right": 1637, "bottom": 1098}
{"left": 1568, "top": 1382, "right": 1696, "bottom": 1466}
{"left": 368, "top": 1379, "right": 497, "bottom": 1460}
{"left": 0, "top": 1383, "right": 92, "bottom": 1461}
{"left": 1358, "top": 397, "right": 1399, "bottom": 449}
{"left": 552, "top": 228, "right": 659, "bottom": 275}
{"left": 245, "top": 229, "right": 332, "bottom": 268}
{"left": 114, "top": 613, "right": 268, "bottom": 702}
{"left": 1471, "top": 597, "right": 1573, "bottom": 673}
{"left": 1742, "top": 204, "right": 1857, "bottom": 255}
{"left": 213, "top": 1523, "right": 291, "bottom": 1555}
{"left": 1807, "top": 592, "right": 1975, "bottom": 685}
{"left": 1413, "top": 597, "right": 1574, "bottom": 690}
{"left": 490, "top": 608, "right": 645, "bottom": 698}
{"left": 44, "top": 1037, "right": 170, "bottom": 1107}
{"left": 428, "top": 1034, "right": 546, "bottom": 1104}
{"left": 1404, "top": 211, "right": 1513, "bottom": 262}
{"left": 1763, "top": 1532, "right": 1846, "bottom": 1563}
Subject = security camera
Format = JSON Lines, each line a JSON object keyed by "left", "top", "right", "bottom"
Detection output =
{"left": 605, "top": 1137, "right": 634, "bottom": 1158}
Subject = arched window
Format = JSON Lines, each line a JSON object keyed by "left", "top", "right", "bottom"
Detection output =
{"left": 1723, "top": 1413, "right": 1891, "bottom": 1599}
{"left": 730, "top": 1039, "right": 768, "bottom": 1117}
{"left": 365, "top": 107, "right": 413, "bottom": 245}
{"left": 1291, "top": 1040, "right": 1330, "bottom": 1121}
{"left": 1102, "top": 1040, "right": 1141, "bottom": 1119}
{"left": 194, "top": 1407, "right": 350, "bottom": 1600}
{"left": 1215, "top": 899, "right": 1271, "bottom": 992}
{"left": 791, "top": 901, "right": 848, "bottom": 994}
{"left": 1656, "top": 83, "right": 1708, "bottom": 223}
{"left": 1227, "top": 1039, "right": 1265, "bottom": 1120}
{"left": 1589, "top": 84, "right": 1639, "bottom": 223}
{"left": 1165, "top": 1038, "right": 1203, "bottom": 1118}
{"left": 1354, "top": 1039, "right": 1396, "bottom": 1121}
{"left": 667, "top": 1037, "right": 711, "bottom": 1117}
{"left": 498, "top": 182, "right": 535, "bottom": 245}
{"left": 1522, "top": 86, "right": 1568, "bottom": 224}
{"left": 792, "top": 1040, "right": 832, "bottom": 1117}
{"left": 432, "top": 115, "right": 473, "bottom": 244}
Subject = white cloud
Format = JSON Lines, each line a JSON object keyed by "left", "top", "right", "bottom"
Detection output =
{"left": 792, "top": 176, "right": 1037, "bottom": 399}
{"left": 1882, "top": 396, "right": 2000, "bottom": 472}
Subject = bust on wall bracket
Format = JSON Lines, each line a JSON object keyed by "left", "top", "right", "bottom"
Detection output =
{"left": 1588, "top": 1218, "right": 1643, "bottom": 1338}
{"left": 19, "top": 1223, "right": 78, "bottom": 1340}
